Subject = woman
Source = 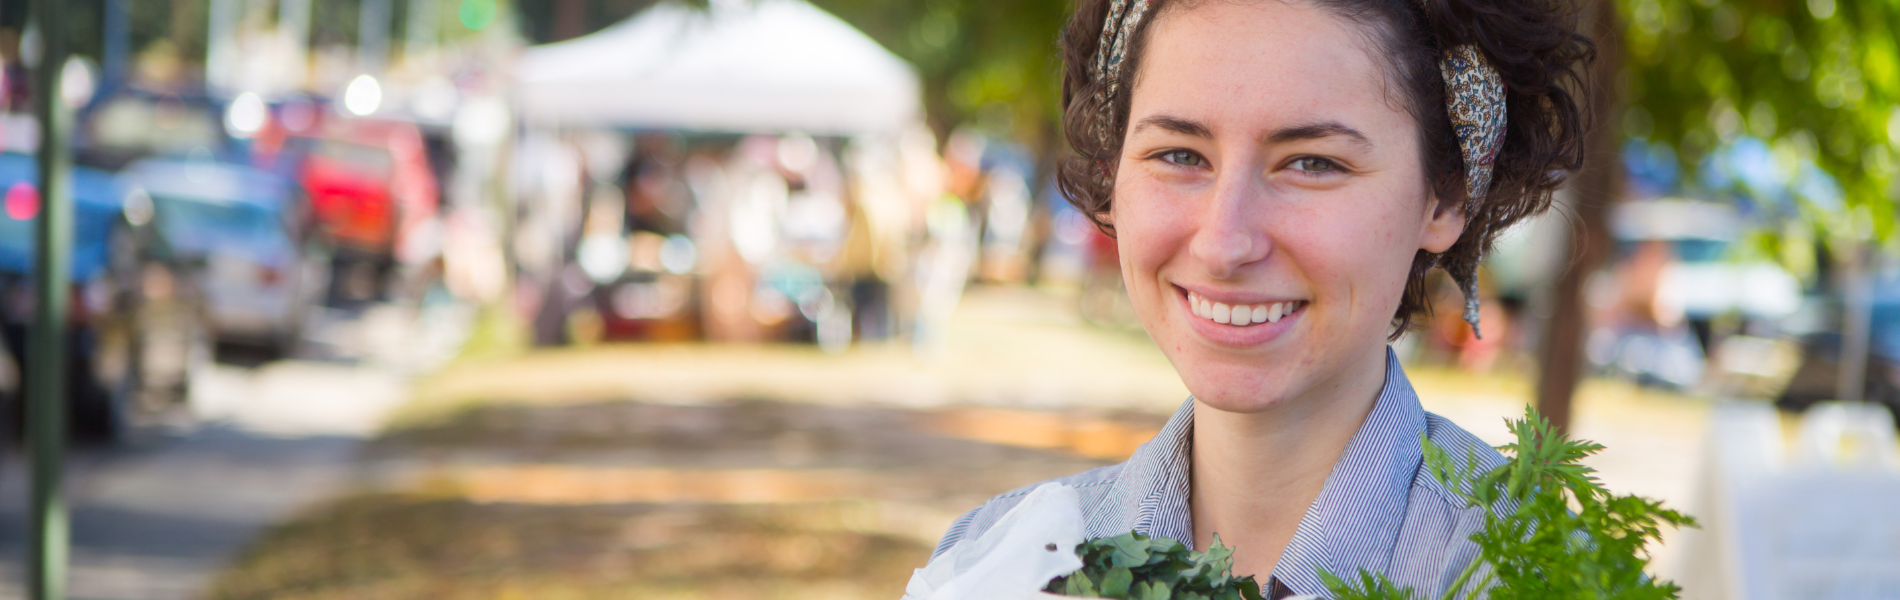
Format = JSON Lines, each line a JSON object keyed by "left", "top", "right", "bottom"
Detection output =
{"left": 922, "top": 0, "right": 1593, "bottom": 596}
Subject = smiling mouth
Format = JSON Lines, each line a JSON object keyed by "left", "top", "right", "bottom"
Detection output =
{"left": 1186, "top": 291, "right": 1307, "bottom": 327}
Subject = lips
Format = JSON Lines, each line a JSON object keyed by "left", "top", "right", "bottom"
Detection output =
{"left": 1185, "top": 291, "right": 1306, "bottom": 327}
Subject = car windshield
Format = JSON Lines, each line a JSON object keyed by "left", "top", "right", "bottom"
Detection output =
{"left": 89, "top": 96, "right": 223, "bottom": 156}
{"left": 153, "top": 195, "right": 282, "bottom": 251}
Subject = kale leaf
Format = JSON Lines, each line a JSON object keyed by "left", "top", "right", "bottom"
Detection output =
{"left": 1044, "top": 531, "right": 1267, "bottom": 600}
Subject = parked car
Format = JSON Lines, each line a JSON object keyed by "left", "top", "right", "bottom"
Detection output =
{"left": 0, "top": 150, "right": 200, "bottom": 441}
{"left": 121, "top": 157, "right": 322, "bottom": 356}
{"left": 280, "top": 115, "right": 438, "bottom": 304}
{"left": 1586, "top": 199, "right": 1803, "bottom": 390}
{"left": 1778, "top": 276, "right": 1900, "bottom": 421}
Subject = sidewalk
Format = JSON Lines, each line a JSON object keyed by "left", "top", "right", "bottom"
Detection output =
{"left": 0, "top": 302, "right": 459, "bottom": 600}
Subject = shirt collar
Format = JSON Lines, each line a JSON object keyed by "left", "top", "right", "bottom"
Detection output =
{"left": 1082, "top": 347, "right": 1427, "bottom": 596}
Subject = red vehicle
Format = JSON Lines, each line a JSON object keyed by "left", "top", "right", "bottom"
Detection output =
{"left": 268, "top": 112, "right": 438, "bottom": 301}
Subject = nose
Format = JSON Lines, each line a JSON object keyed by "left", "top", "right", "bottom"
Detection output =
{"left": 1188, "top": 172, "right": 1272, "bottom": 280}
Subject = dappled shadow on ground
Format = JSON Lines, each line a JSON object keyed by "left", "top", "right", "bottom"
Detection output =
{"left": 210, "top": 397, "right": 1166, "bottom": 599}
{"left": 209, "top": 495, "right": 935, "bottom": 600}
{"left": 0, "top": 426, "right": 366, "bottom": 600}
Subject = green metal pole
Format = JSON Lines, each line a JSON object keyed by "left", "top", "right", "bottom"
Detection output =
{"left": 28, "top": 0, "right": 72, "bottom": 597}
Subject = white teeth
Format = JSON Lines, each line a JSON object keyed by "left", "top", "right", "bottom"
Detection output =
{"left": 1187, "top": 292, "right": 1301, "bottom": 327}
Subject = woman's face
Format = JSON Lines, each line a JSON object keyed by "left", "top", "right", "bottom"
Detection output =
{"left": 1112, "top": 0, "right": 1465, "bottom": 414}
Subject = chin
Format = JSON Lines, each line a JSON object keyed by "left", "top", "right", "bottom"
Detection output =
{"left": 1175, "top": 359, "right": 1305, "bottom": 415}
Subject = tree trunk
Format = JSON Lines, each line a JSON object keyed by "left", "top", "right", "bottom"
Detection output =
{"left": 555, "top": 0, "right": 588, "bottom": 41}
{"left": 1535, "top": 0, "right": 1624, "bottom": 434}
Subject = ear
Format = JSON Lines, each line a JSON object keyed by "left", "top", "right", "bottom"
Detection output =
{"left": 1419, "top": 192, "right": 1467, "bottom": 254}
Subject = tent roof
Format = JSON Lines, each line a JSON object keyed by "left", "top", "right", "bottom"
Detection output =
{"left": 516, "top": 0, "right": 920, "bottom": 135}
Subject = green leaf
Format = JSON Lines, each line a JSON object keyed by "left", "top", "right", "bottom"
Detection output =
{"left": 1110, "top": 533, "right": 1153, "bottom": 569}
{"left": 1135, "top": 581, "right": 1173, "bottom": 600}
{"left": 1202, "top": 534, "right": 1236, "bottom": 570}
{"left": 1150, "top": 535, "right": 1185, "bottom": 554}
{"left": 1065, "top": 570, "right": 1098, "bottom": 597}
{"left": 1101, "top": 567, "right": 1135, "bottom": 598}
{"left": 1362, "top": 405, "right": 1699, "bottom": 600}
{"left": 1318, "top": 569, "right": 1417, "bottom": 600}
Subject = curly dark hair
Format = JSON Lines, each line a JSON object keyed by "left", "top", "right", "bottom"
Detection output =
{"left": 1056, "top": 0, "right": 1596, "bottom": 336}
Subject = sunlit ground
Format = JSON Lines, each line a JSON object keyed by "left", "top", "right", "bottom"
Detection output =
{"left": 208, "top": 286, "right": 1718, "bottom": 598}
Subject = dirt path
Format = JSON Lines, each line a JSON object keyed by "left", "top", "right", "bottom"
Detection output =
{"left": 199, "top": 286, "right": 1716, "bottom": 599}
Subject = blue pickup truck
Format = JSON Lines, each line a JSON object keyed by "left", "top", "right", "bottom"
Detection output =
{"left": 0, "top": 151, "right": 202, "bottom": 441}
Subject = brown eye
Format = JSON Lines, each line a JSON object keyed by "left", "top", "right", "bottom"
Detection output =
{"left": 1161, "top": 150, "right": 1206, "bottom": 167}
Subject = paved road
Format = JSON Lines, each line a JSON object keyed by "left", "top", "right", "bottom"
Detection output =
{"left": 0, "top": 304, "right": 464, "bottom": 600}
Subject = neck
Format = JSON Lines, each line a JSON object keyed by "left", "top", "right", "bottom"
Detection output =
{"left": 1189, "top": 343, "right": 1389, "bottom": 580}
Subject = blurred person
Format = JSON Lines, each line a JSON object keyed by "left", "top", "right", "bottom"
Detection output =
{"left": 565, "top": 134, "right": 702, "bottom": 342}
{"left": 912, "top": 129, "right": 986, "bottom": 355}
{"left": 840, "top": 136, "right": 917, "bottom": 342}
{"left": 915, "top": 0, "right": 1594, "bottom": 595}
{"left": 699, "top": 136, "right": 786, "bottom": 342}
{"left": 1583, "top": 238, "right": 1705, "bottom": 389}
{"left": 514, "top": 131, "right": 586, "bottom": 345}
{"left": 620, "top": 136, "right": 691, "bottom": 237}
{"left": 774, "top": 134, "right": 852, "bottom": 349}
{"left": 979, "top": 163, "right": 1035, "bottom": 283}
{"left": 911, "top": 189, "right": 976, "bottom": 356}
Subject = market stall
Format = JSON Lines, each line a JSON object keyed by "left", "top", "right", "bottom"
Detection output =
{"left": 516, "top": 0, "right": 921, "bottom": 135}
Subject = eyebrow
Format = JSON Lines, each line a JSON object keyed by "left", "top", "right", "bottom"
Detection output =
{"left": 1266, "top": 121, "right": 1373, "bottom": 148}
{"left": 1130, "top": 115, "right": 1373, "bottom": 149}
{"left": 1131, "top": 115, "right": 1213, "bottom": 138}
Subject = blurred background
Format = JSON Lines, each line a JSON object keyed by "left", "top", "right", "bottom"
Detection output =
{"left": 0, "top": 0, "right": 1894, "bottom": 598}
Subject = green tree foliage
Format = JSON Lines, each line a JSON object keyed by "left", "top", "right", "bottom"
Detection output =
{"left": 1618, "top": 0, "right": 1900, "bottom": 250}
{"left": 1323, "top": 407, "right": 1695, "bottom": 600}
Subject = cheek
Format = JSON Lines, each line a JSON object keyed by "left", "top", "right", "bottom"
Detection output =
{"left": 1291, "top": 197, "right": 1420, "bottom": 306}
{"left": 1111, "top": 177, "right": 1196, "bottom": 270}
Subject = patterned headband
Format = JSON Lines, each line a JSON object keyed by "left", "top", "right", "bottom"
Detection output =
{"left": 1089, "top": 0, "right": 1508, "bottom": 337}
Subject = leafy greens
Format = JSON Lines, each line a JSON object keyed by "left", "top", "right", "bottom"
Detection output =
{"left": 1045, "top": 406, "right": 1694, "bottom": 600}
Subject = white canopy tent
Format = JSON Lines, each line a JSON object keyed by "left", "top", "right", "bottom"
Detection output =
{"left": 515, "top": 0, "right": 921, "bottom": 135}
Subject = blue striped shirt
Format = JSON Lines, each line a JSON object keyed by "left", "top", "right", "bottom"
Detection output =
{"left": 927, "top": 347, "right": 1509, "bottom": 598}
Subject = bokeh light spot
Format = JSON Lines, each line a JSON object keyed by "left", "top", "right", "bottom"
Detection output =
{"left": 6, "top": 182, "right": 40, "bottom": 221}
{"left": 344, "top": 75, "right": 383, "bottom": 116}
{"left": 226, "top": 92, "right": 268, "bottom": 137}
{"left": 459, "top": 0, "right": 496, "bottom": 30}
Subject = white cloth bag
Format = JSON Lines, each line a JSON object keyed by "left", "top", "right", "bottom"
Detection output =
{"left": 903, "top": 482, "right": 1086, "bottom": 600}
